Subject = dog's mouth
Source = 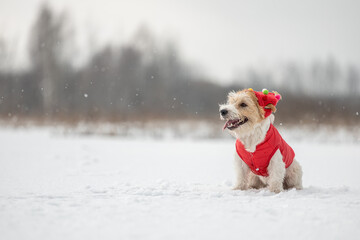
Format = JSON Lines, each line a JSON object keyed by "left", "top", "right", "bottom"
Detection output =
{"left": 223, "top": 118, "right": 248, "bottom": 130}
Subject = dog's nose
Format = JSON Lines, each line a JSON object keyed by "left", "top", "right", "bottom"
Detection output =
{"left": 220, "top": 109, "right": 228, "bottom": 116}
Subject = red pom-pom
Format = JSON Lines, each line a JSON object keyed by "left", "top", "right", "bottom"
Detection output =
{"left": 275, "top": 94, "right": 281, "bottom": 100}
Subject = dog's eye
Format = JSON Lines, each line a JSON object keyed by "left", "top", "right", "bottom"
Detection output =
{"left": 239, "top": 103, "right": 247, "bottom": 108}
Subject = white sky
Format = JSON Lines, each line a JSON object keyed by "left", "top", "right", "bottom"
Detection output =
{"left": 1, "top": 0, "right": 360, "bottom": 82}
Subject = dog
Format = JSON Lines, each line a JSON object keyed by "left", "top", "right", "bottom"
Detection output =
{"left": 219, "top": 88, "right": 302, "bottom": 193}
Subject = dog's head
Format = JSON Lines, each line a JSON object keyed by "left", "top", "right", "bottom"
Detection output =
{"left": 219, "top": 88, "right": 280, "bottom": 136}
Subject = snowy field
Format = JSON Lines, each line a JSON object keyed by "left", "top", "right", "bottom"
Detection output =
{"left": 1, "top": 126, "right": 360, "bottom": 240}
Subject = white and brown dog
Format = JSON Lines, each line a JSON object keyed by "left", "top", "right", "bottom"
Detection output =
{"left": 219, "top": 88, "right": 302, "bottom": 193}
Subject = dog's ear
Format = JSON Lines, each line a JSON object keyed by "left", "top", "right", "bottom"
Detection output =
{"left": 265, "top": 103, "right": 277, "bottom": 113}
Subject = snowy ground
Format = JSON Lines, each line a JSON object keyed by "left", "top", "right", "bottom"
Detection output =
{"left": 1, "top": 126, "right": 360, "bottom": 240}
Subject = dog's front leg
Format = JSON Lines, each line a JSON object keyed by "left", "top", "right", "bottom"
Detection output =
{"left": 233, "top": 151, "right": 250, "bottom": 190}
{"left": 267, "top": 150, "right": 285, "bottom": 193}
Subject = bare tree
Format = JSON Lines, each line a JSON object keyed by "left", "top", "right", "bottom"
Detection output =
{"left": 347, "top": 66, "right": 360, "bottom": 96}
{"left": 28, "top": 3, "right": 73, "bottom": 116}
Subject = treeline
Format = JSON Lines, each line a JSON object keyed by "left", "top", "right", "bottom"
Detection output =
{"left": 0, "top": 4, "right": 359, "bottom": 124}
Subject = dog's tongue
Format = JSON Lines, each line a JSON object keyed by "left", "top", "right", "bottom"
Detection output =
{"left": 223, "top": 119, "right": 236, "bottom": 130}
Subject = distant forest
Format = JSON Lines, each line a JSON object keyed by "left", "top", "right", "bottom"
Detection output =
{"left": 0, "top": 4, "right": 359, "bottom": 124}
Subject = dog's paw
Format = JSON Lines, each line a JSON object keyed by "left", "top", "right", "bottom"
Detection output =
{"left": 268, "top": 185, "right": 283, "bottom": 193}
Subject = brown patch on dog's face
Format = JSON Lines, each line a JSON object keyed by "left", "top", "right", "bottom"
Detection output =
{"left": 227, "top": 90, "right": 265, "bottom": 122}
{"left": 245, "top": 90, "right": 266, "bottom": 120}
{"left": 219, "top": 89, "right": 265, "bottom": 131}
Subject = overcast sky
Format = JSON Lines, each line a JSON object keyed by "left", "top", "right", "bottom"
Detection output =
{"left": 1, "top": 0, "right": 359, "bottom": 82}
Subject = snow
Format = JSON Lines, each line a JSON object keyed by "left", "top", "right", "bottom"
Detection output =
{"left": 10, "top": 120, "right": 357, "bottom": 143}
{"left": 1, "top": 127, "right": 360, "bottom": 240}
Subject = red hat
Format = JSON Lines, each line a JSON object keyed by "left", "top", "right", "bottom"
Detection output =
{"left": 248, "top": 88, "right": 281, "bottom": 118}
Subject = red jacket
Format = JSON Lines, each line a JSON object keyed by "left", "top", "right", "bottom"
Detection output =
{"left": 235, "top": 124, "right": 295, "bottom": 177}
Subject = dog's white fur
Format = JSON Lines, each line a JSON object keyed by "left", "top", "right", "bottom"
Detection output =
{"left": 220, "top": 90, "right": 303, "bottom": 193}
